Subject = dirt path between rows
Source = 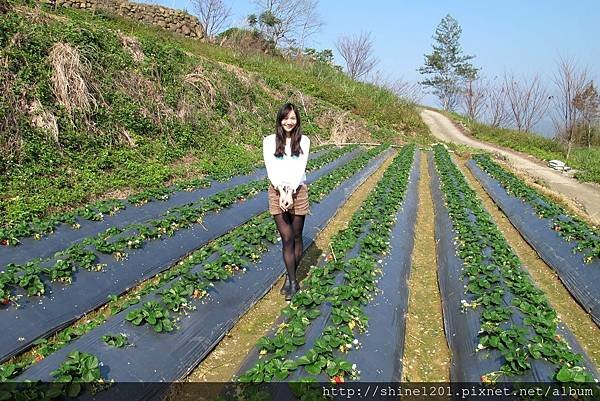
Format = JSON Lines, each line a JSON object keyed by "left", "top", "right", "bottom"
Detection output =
{"left": 420, "top": 109, "right": 600, "bottom": 225}
{"left": 403, "top": 151, "right": 450, "bottom": 381}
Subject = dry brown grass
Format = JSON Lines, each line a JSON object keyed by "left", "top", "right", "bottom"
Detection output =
{"left": 216, "top": 60, "right": 282, "bottom": 102}
{"left": 0, "top": 0, "right": 12, "bottom": 14}
{"left": 49, "top": 42, "right": 97, "bottom": 116}
{"left": 217, "top": 30, "right": 273, "bottom": 57}
{"left": 118, "top": 33, "right": 145, "bottom": 63}
{"left": 316, "top": 109, "right": 371, "bottom": 145}
{"left": 184, "top": 64, "right": 217, "bottom": 109}
{"left": 117, "top": 70, "right": 171, "bottom": 122}
{"left": 28, "top": 99, "right": 59, "bottom": 145}
{"left": 0, "top": 80, "right": 24, "bottom": 170}
{"left": 14, "top": 5, "right": 68, "bottom": 23}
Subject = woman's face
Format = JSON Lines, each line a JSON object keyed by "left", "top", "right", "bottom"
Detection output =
{"left": 281, "top": 110, "right": 297, "bottom": 134}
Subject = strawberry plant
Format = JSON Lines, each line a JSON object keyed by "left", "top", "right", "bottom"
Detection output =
{"left": 45, "top": 259, "right": 76, "bottom": 283}
{"left": 0, "top": 361, "right": 27, "bottom": 383}
{"left": 50, "top": 351, "right": 102, "bottom": 398}
{"left": 102, "top": 333, "right": 129, "bottom": 348}
{"left": 18, "top": 262, "right": 45, "bottom": 296}
{"left": 126, "top": 301, "right": 174, "bottom": 332}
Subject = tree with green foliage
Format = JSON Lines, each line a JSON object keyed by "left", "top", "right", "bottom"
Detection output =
{"left": 303, "top": 48, "right": 333, "bottom": 65}
{"left": 418, "top": 14, "right": 478, "bottom": 111}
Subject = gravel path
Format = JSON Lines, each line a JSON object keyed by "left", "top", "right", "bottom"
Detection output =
{"left": 420, "top": 108, "right": 600, "bottom": 224}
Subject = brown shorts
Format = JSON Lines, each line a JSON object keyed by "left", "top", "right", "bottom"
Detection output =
{"left": 268, "top": 184, "right": 310, "bottom": 215}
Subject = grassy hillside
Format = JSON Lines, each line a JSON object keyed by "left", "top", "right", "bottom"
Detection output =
{"left": 0, "top": 1, "right": 431, "bottom": 235}
{"left": 443, "top": 111, "right": 600, "bottom": 184}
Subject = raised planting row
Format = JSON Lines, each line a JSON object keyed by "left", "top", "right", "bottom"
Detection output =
{"left": 0, "top": 146, "right": 358, "bottom": 307}
{"left": 10, "top": 147, "right": 395, "bottom": 401}
{"left": 431, "top": 145, "right": 598, "bottom": 383}
{"left": 469, "top": 154, "right": 600, "bottom": 328}
{"left": 0, "top": 145, "right": 391, "bottom": 384}
{"left": 0, "top": 351, "right": 106, "bottom": 401}
{"left": 0, "top": 147, "right": 367, "bottom": 364}
{"left": 235, "top": 144, "right": 417, "bottom": 386}
{"left": 473, "top": 154, "right": 600, "bottom": 264}
{"left": 0, "top": 145, "right": 341, "bottom": 252}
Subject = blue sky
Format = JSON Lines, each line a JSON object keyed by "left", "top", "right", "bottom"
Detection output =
{"left": 149, "top": 0, "right": 600, "bottom": 135}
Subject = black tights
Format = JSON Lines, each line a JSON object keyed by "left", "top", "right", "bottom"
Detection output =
{"left": 273, "top": 213, "right": 305, "bottom": 283}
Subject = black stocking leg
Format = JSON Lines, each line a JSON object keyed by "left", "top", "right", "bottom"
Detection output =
{"left": 274, "top": 213, "right": 296, "bottom": 285}
{"left": 291, "top": 214, "right": 306, "bottom": 269}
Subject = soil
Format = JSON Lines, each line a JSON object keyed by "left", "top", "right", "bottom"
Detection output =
{"left": 170, "top": 149, "right": 399, "bottom": 395}
{"left": 457, "top": 156, "right": 600, "bottom": 369}
{"left": 420, "top": 108, "right": 600, "bottom": 225}
{"left": 403, "top": 151, "right": 450, "bottom": 381}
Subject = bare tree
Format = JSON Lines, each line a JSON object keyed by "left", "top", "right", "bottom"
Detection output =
{"left": 573, "top": 81, "right": 600, "bottom": 148}
{"left": 503, "top": 72, "right": 550, "bottom": 133}
{"left": 192, "top": 0, "right": 232, "bottom": 39}
{"left": 387, "top": 78, "right": 423, "bottom": 104}
{"left": 336, "top": 31, "right": 379, "bottom": 80}
{"left": 252, "top": 0, "right": 323, "bottom": 48}
{"left": 461, "top": 77, "right": 487, "bottom": 121}
{"left": 552, "top": 57, "right": 590, "bottom": 158}
{"left": 367, "top": 70, "right": 422, "bottom": 103}
{"left": 486, "top": 78, "right": 510, "bottom": 127}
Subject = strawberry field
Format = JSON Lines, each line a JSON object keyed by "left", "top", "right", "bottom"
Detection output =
{"left": 469, "top": 154, "right": 600, "bottom": 328}
{"left": 1, "top": 144, "right": 600, "bottom": 401}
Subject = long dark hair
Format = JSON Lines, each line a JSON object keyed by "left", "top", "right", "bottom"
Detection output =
{"left": 274, "top": 102, "right": 303, "bottom": 158}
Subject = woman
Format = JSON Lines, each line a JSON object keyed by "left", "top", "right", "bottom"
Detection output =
{"left": 263, "top": 103, "right": 311, "bottom": 300}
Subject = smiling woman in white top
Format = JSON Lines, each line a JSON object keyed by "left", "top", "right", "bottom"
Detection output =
{"left": 263, "top": 102, "right": 310, "bottom": 300}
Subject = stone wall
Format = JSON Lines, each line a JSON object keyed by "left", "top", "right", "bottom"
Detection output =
{"left": 40, "top": 0, "right": 205, "bottom": 39}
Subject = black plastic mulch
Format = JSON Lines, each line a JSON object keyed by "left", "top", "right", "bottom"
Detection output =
{"left": 467, "top": 160, "right": 600, "bottom": 328}
{"left": 0, "top": 149, "right": 361, "bottom": 364}
{"left": 15, "top": 149, "right": 394, "bottom": 400}
{"left": 429, "top": 154, "right": 599, "bottom": 382}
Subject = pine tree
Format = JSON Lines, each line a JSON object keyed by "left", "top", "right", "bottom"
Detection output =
{"left": 418, "top": 14, "right": 478, "bottom": 111}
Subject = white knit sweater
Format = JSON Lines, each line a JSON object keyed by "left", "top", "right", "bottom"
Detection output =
{"left": 262, "top": 134, "right": 310, "bottom": 192}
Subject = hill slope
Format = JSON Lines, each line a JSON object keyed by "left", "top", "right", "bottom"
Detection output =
{"left": 0, "top": 1, "right": 431, "bottom": 236}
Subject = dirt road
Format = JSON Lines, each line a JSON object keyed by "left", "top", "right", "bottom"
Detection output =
{"left": 420, "top": 108, "right": 600, "bottom": 224}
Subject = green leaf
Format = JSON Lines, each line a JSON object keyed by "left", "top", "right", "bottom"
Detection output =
{"left": 295, "top": 356, "right": 311, "bottom": 366}
{"left": 304, "top": 363, "right": 322, "bottom": 375}
{"left": 67, "top": 382, "right": 82, "bottom": 397}
{"left": 556, "top": 365, "right": 574, "bottom": 382}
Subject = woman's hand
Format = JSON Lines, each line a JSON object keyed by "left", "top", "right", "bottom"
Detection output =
{"left": 278, "top": 186, "right": 294, "bottom": 212}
